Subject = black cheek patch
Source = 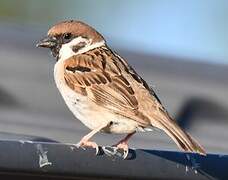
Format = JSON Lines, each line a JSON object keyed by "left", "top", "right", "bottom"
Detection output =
{"left": 72, "top": 42, "right": 87, "bottom": 53}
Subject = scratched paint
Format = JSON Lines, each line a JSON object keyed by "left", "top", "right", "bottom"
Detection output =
{"left": 19, "top": 140, "right": 34, "bottom": 144}
{"left": 185, "top": 153, "right": 201, "bottom": 175}
{"left": 36, "top": 144, "right": 52, "bottom": 168}
{"left": 19, "top": 140, "right": 26, "bottom": 144}
{"left": 185, "top": 166, "right": 189, "bottom": 173}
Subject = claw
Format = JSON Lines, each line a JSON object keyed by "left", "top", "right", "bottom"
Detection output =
{"left": 95, "top": 145, "right": 99, "bottom": 155}
{"left": 75, "top": 140, "right": 99, "bottom": 155}
{"left": 102, "top": 146, "right": 128, "bottom": 159}
{"left": 73, "top": 143, "right": 86, "bottom": 150}
{"left": 114, "top": 140, "right": 130, "bottom": 158}
{"left": 123, "top": 149, "right": 129, "bottom": 159}
{"left": 106, "top": 132, "right": 134, "bottom": 159}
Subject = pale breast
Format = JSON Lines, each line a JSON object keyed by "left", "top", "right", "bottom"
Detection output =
{"left": 54, "top": 61, "right": 101, "bottom": 130}
{"left": 53, "top": 60, "right": 141, "bottom": 134}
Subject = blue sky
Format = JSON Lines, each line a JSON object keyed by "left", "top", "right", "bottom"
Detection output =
{"left": 60, "top": 0, "right": 228, "bottom": 64}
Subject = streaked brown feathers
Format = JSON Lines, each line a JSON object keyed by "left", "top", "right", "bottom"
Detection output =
{"left": 63, "top": 46, "right": 206, "bottom": 155}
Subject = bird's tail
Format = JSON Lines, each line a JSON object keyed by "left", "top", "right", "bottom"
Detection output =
{"left": 152, "top": 112, "right": 206, "bottom": 155}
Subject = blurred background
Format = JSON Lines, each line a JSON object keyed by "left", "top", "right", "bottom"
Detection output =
{"left": 0, "top": 0, "right": 227, "bottom": 154}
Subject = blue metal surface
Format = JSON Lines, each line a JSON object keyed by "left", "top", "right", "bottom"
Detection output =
{"left": 0, "top": 140, "right": 226, "bottom": 179}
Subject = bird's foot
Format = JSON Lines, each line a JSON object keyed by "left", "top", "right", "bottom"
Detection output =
{"left": 114, "top": 141, "right": 129, "bottom": 159}
{"left": 102, "top": 141, "right": 129, "bottom": 159}
{"left": 74, "top": 139, "right": 99, "bottom": 155}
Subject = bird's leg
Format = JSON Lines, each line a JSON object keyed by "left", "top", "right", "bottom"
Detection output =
{"left": 76, "top": 122, "right": 112, "bottom": 154}
{"left": 113, "top": 132, "right": 135, "bottom": 159}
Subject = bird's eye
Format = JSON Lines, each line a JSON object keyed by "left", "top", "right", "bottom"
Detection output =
{"left": 63, "top": 33, "right": 72, "bottom": 40}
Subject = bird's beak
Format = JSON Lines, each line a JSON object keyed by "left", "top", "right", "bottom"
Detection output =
{"left": 36, "top": 36, "right": 57, "bottom": 48}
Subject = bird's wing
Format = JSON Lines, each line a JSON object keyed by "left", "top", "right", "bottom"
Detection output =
{"left": 63, "top": 47, "right": 151, "bottom": 126}
{"left": 110, "top": 50, "right": 206, "bottom": 155}
{"left": 63, "top": 47, "right": 206, "bottom": 155}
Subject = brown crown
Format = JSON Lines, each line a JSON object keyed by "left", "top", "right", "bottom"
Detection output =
{"left": 48, "top": 20, "right": 104, "bottom": 43}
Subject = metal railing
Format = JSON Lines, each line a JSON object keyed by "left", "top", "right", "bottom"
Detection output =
{"left": 0, "top": 140, "right": 226, "bottom": 179}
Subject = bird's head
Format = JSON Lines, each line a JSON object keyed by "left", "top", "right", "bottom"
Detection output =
{"left": 37, "top": 20, "right": 105, "bottom": 60}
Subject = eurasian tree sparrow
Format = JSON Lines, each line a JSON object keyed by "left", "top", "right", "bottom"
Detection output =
{"left": 37, "top": 20, "right": 206, "bottom": 158}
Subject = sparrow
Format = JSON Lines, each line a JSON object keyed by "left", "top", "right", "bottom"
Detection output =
{"left": 37, "top": 20, "right": 206, "bottom": 158}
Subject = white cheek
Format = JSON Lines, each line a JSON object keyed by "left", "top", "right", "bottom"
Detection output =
{"left": 59, "top": 37, "right": 105, "bottom": 62}
{"left": 59, "top": 37, "right": 91, "bottom": 61}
